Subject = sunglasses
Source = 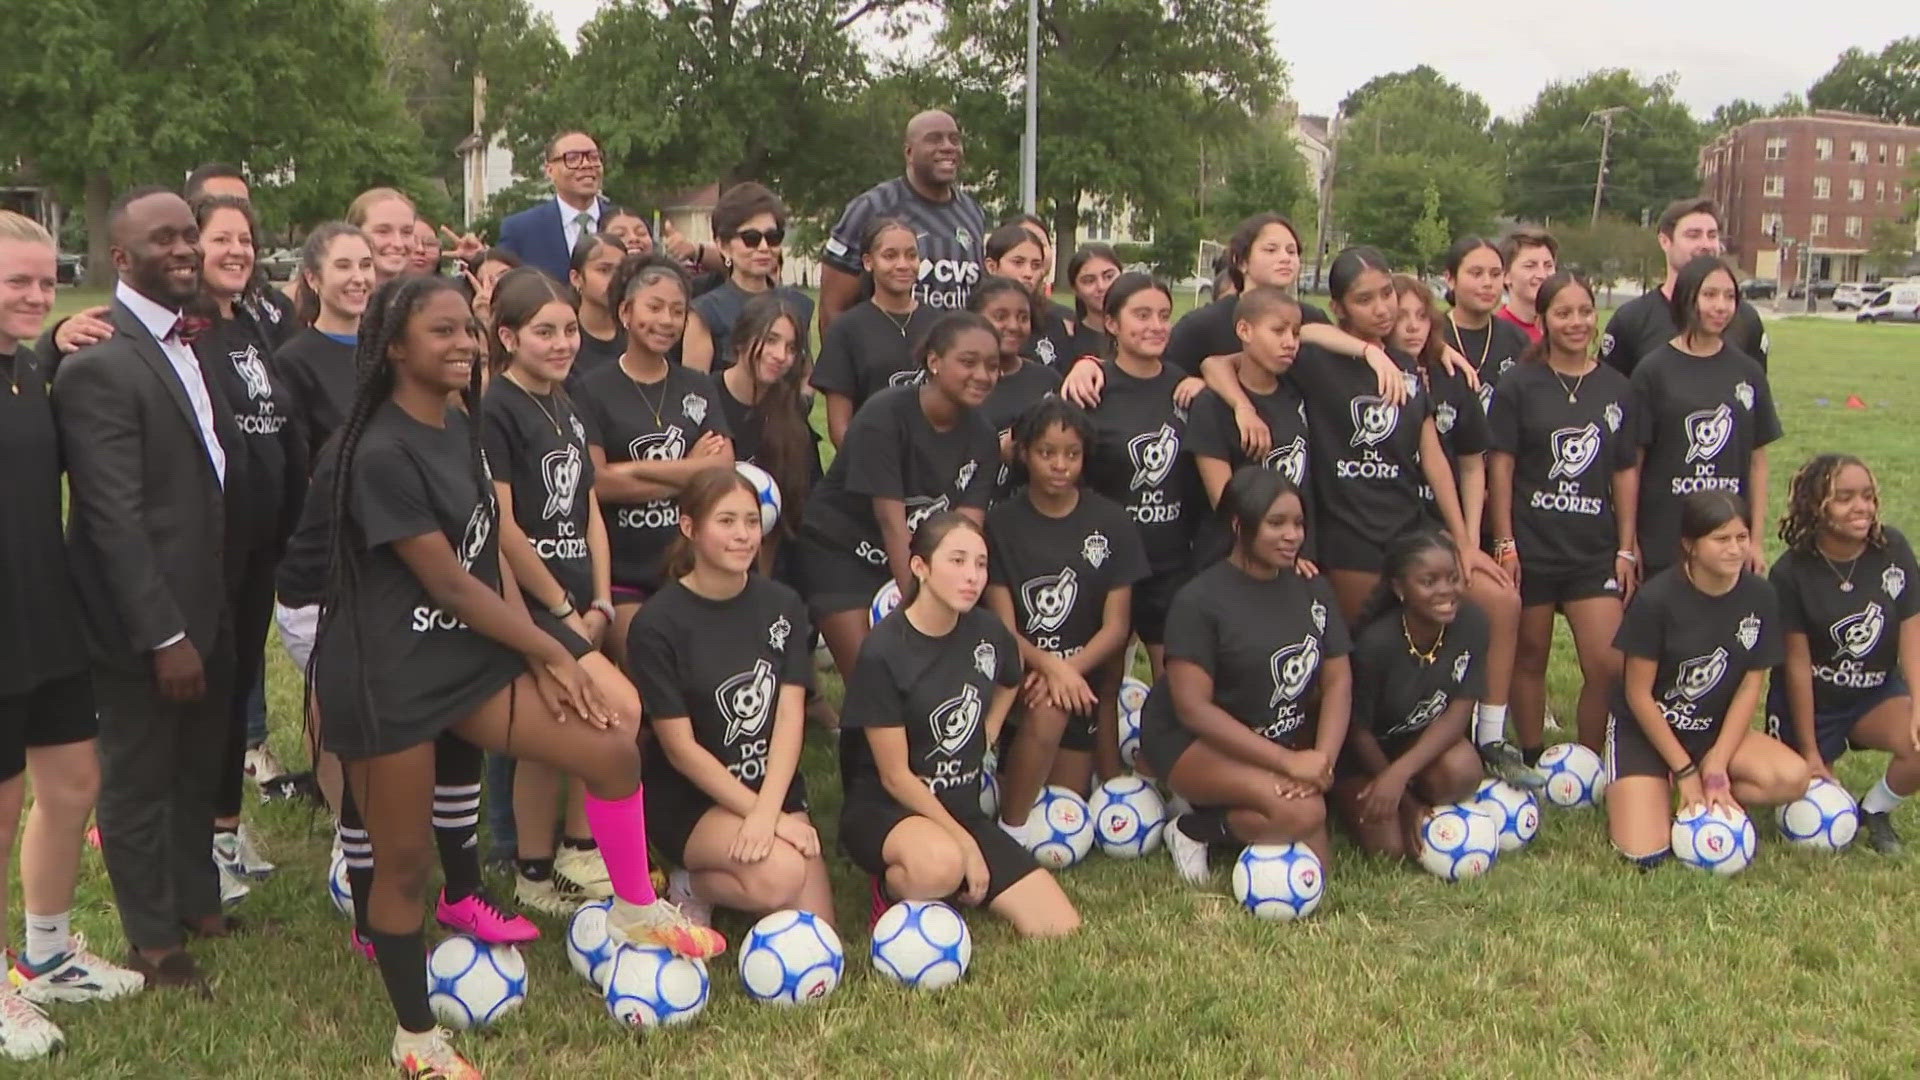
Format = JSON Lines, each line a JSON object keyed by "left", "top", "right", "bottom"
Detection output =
{"left": 548, "top": 150, "right": 603, "bottom": 169}
{"left": 733, "top": 228, "right": 785, "bottom": 249}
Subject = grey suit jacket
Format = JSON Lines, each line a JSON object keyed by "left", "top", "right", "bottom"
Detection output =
{"left": 52, "top": 301, "right": 246, "bottom": 671}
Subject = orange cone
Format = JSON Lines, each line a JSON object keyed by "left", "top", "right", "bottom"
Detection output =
{"left": 1846, "top": 395, "right": 1867, "bottom": 409}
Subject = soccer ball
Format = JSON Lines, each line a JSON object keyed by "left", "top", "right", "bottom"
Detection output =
{"left": 870, "top": 900, "right": 971, "bottom": 990}
{"left": 566, "top": 899, "right": 618, "bottom": 988}
{"left": 603, "top": 944, "right": 709, "bottom": 1028}
{"left": 869, "top": 580, "right": 903, "bottom": 628}
{"left": 1538, "top": 743, "right": 1607, "bottom": 808}
{"left": 1088, "top": 775, "right": 1166, "bottom": 858}
{"left": 978, "top": 769, "right": 1000, "bottom": 818}
{"left": 426, "top": 937, "right": 528, "bottom": 1030}
{"left": 1117, "top": 676, "right": 1150, "bottom": 769}
{"left": 1672, "top": 804, "right": 1757, "bottom": 874}
{"left": 327, "top": 849, "right": 353, "bottom": 918}
{"left": 1025, "top": 785, "right": 1096, "bottom": 869}
{"left": 1473, "top": 778, "right": 1542, "bottom": 852}
{"left": 738, "top": 910, "right": 844, "bottom": 1005}
{"left": 1775, "top": 778, "right": 1860, "bottom": 851}
{"left": 1416, "top": 803, "right": 1501, "bottom": 880}
{"left": 1231, "top": 843, "right": 1324, "bottom": 920}
{"left": 734, "top": 461, "right": 782, "bottom": 536}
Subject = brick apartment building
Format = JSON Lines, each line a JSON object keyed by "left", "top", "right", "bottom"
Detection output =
{"left": 1700, "top": 110, "right": 1920, "bottom": 285}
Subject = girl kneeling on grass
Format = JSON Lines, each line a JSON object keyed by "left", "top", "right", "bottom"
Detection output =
{"left": 1335, "top": 532, "right": 1489, "bottom": 859}
{"left": 1142, "top": 469, "right": 1351, "bottom": 884}
{"left": 1606, "top": 491, "right": 1809, "bottom": 869}
{"left": 839, "top": 512, "right": 1080, "bottom": 937}
{"left": 1768, "top": 454, "right": 1920, "bottom": 854}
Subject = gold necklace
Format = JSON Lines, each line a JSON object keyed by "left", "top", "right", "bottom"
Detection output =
{"left": 875, "top": 300, "right": 915, "bottom": 337}
{"left": 1403, "top": 616, "right": 1446, "bottom": 664}
{"left": 507, "top": 371, "right": 565, "bottom": 438}
{"left": 1448, "top": 311, "right": 1491, "bottom": 373}
{"left": 1819, "top": 549, "right": 1861, "bottom": 593}
{"left": 621, "top": 355, "right": 669, "bottom": 427}
{"left": 1551, "top": 364, "right": 1590, "bottom": 403}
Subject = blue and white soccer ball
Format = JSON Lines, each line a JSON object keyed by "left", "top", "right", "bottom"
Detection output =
{"left": 1416, "top": 802, "right": 1501, "bottom": 880}
{"left": 1473, "top": 778, "right": 1542, "bottom": 853}
{"left": 566, "top": 899, "right": 618, "bottom": 988}
{"left": 1026, "top": 785, "right": 1096, "bottom": 869}
{"left": 603, "top": 944, "right": 709, "bottom": 1028}
{"left": 978, "top": 768, "right": 1000, "bottom": 818}
{"left": 1088, "top": 775, "right": 1166, "bottom": 858}
{"left": 1672, "top": 804, "right": 1757, "bottom": 874}
{"left": 870, "top": 900, "right": 971, "bottom": 990}
{"left": 738, "top": 909, "right": 844, "bottom": 1005}
{"left": 734, "top": 461, "right": 782, "bottom": 536}
{"left": 1775, "top": 778, "right": 1860, "bottom": 851}
{"left": 1117, "top": 676, "right": 1150, "bottom": 769}
{"left": 1231, "top": 843, "right": 1325, "bottom": 920}
{"left": 327, "top": 848, "right": 353, "bottom": 918}
{"left": 1538, "top": 742, "right": 1607, "bottom": 808}
{"left": 426, "top": 936, "right": 528, "bottom": 1030}
{"left": 869, "top": 580, "right": 903, "bottom": 628}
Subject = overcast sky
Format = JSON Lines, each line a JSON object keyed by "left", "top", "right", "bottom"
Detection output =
{"left": 532, "top": 0, "right": 1910, "bottom": 120}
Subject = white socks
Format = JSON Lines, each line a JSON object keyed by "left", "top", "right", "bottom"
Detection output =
{"left": 1473, "top": 704, "right": 1509, "bottom": 747}
{"left": 22, "top": 911, "right": 69, "bottom": 969}
{"left": 1862, "top": 776, "right": 1906, "bottom": 815}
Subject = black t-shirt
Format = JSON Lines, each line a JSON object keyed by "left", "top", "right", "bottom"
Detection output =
{"left": 1183, "top": 382, "right": 1313, "bottom": 564}
{"left": 1440, "top": 314, "right": 1531, "bottom": 392}
{"left": 1066, "top": 319, "right": 1111, "bottom": 364}
{"left": 1771, "top": 530, "right": 1920, "bottom": 714}
{"left": 0, "top": 346, "right": 89, "bottom": 692}
{"left": 1165, "top": 294, "right": 1330, "bottom": 377}
{"left": 981, "top": 357, "right": 1061, "bottom": 499}
{"left": 1084, "top": 359, "right": 1203, "bottom": 577}
{"left": 1418, "top": 362, "right": 1491, "bottom": 511}
{"left": 1486, "top": 362, "right": 1637, "bottom": 578}
{"left": 800, "top": 385, "right": 998, "bottom": 567}
{"left": 238, "top": 286, "right": 299, "bottom": 353}
{"left": 201, "top": 316, "right": 298, "bottom": 555}
{"left": 1292, "top": 342, "right": 1432, "bottom": 545}
{"left": 276, "top": 327, "right": 359, "bottom": 457}
{"left": 1630, "top": 344, "right": 1782, "bottom": 568}
{"left": 987, "top": 490, "right": 1149, "bottom": 657}
{"left": 1025, "top": 308, "right": 1076, "bottom": 372}
{"left": 576, "top": 362, "right": 731, "bottom": 591}
{"left": 313, "top": 403, "right": 518, "bottom": 735}
{"left": 809, "top": 301, "right": 937, "bottom": 413}
{"left": 570, "top": 330, "right": 625, "bottom": 390}
{"left": 1350, "top": 602, "right": 1491, "bottom": 743}
{"left": 1142, "top": 561, "right": 1351, "bottom": 750}
{"left": 1602, "top": 288, "right": 1771, "bottom": 376}
{"left": 275, "top": 432, "right": 341, "bottom": 609}
{"left": 628, "top": 576, "right": 814, "bottom": 801}
{"left": 1612, "top": 567, "right": 1782, "bottom": 739}
{"left": 839, "top": 607, "right": 1023, "bottom": 810}
{"left": 692, "top": 281, "right": 816, "bottom": 372}
{"left": 822, "top": 177, "right": 988, "bottom": 313}
{"left": 481, "top": 379, "right": 597, "bottom": 607}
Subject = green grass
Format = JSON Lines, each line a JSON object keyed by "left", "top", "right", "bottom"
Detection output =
{"left": 24, "top": 298, "right": 1920, "bottom": 1076}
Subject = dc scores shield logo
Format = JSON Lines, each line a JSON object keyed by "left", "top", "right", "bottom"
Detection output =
{"left": 1127, "top": 425, "right": 1179, "bottom": 490}
{"left": 458, "top": 502, "right": 492, "bottom": 571}
{"left": 630, "top": 426, "right": 687, "bottom": 462}
{"left": 681, "top": 393, "right": 708, "bottom": 425}
{"left": 1604, "top": 402, "right": 1624, "bottom": 433}
{"left": 1349, "top": 395, "right": 1398, "bottom": 448}
{"left": 540, "top": 444, "right": 582, "bottom": 520}
{"left": 1452, "top": 650, "right": 1472, "bottom": 685}
{"left": 715, "top": 659, "right": 776, "bottom": 744}
{"left": 1268, "top": 635, "right": 1321, "bottom": 708}
{"left": 904, "top": 494, "right": 951, "bottom": 532}
{"left": 1668, "top": 648, "right": 1729, "bottom": 702}
{"left": 1081, "top": 532, "right": 1110, "bottom": 568}
{"left": 1683, "top": 403, "right": 1733, "bottom": 464}
{"left": 1265, "top": 435, "right": 1307, "bottom": 484}
{"left": 1548, "top": 424, "right": 1601, "bottom": 480}
{"left": 1736, "top": 613, "right": 1761, "bottom": 651}
{"left": 972, "top": 641, "right": 997, "bottom": 679}
{"left": 1832, "top": 603, "right": 1884, "bottom": 659}
{"left": 230, "top": 346, "right": 273, "bottom": 401}
{"left": 1435, "top": 401, "right": 1458, "bottom": 435}
{"left": 1884, "top": 565, "right": 1906, "bottom": 599}
{"left": 1020, "top": 567, "right": 1079, "bottom": 635}
{"left": 929, "top": 684, "right": 983, "bottom": 758}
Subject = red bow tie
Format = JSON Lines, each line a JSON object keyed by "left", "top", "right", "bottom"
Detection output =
{"left": 168, "top": 315, "right": 212, "bottom": 345}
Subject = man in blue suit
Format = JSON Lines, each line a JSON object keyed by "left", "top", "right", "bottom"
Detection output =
{"left": 497, "top": 130, "right": 611, "bottom": 280}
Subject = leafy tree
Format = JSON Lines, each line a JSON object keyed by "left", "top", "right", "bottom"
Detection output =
{"left": 1339, "top": 67, "right": 1498, "bottom": 168}
{"left": 1409, "top": 181, "right": 1450, "bottom": 272}
{"left": 1502, "top": 69, "right": 1702, "bottom": 227}
{"left": 1708, "top": 93, "right": 1806, "bottom": 133}
{"left": 1809, "top": 37, "right": 1920, "bottom": 125}
{"left": 1332, "top": 69, "right": 1500, "bottom": 263}
{"left": 1204, "top": 113, "right": 1315, "bottom": 238}
{"left": 1337, "top": 153, "right": 1497, "bottom": 271}
{"left": 1549, "top": 214, "right": 1663, "bottom": 295}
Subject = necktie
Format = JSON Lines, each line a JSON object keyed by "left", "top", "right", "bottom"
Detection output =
{"left": 573, "top": 211, "right": 593, "bottom": 239}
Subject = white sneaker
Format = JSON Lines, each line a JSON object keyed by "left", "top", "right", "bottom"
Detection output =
{"left": 998, "top": 813, "right": 1051, "bottom": 853}
{"left": 11, "top": 934, "right": 145, "bottom": 1004}
{"left": 606, "top": 895, "right": 726, "bottom": 959}
{"left": 1165, "top": 815, "right": 1210, "bottom": 885}
{"left": 212, "top": 837, "right": 251, "bottom": 906}
{"left": 665, "top": 870, "right": 713, "bottom": 928}
{"left": 553, "top": 845, "right": 614, "bottom": 900}
{"left": 231, "top": 823, "right": 276, "bottom": 878}
{"left": 513, "top": 870, "right": 586, "bottom": 917}
{"left": 0, "top": 987, "right": 63, "bottom": 1060}
{"left": 390, "top": 1025, "right": 480, "bottom": 1079}
{"left": 243, "top": 743, "right": 286, "bottom": 784}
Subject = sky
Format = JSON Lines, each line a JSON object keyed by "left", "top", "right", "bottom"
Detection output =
{"left": 532, "top": 0, "right": 1911, "bottom": 121}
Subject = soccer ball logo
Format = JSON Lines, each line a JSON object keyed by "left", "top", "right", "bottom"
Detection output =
{"left": 1683, "top": 403, "right": 1733, "bottom": 463}
{"left": 1548, "top": 423, "right": 1601, "bottom": 480}
{"left": 1349, "top": 395, "right": 1398, "bottom": 448}
{"left": 1127, "top": 424, "right": 1180, "bottom": 490}
{"left": 1020, "top": 567, "right": 1078, "bottom": 635}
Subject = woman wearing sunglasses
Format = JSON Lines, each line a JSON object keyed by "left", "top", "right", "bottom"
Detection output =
{"left": 681, "top": 183, "right": 816, "bottom": 374}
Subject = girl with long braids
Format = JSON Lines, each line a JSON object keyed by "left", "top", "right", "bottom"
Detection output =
{"left": 1769, "top": 454, "right": 1920, "bottom": 853}
{"left": 311, "top": 276, "right": 721, "bottom": 1077}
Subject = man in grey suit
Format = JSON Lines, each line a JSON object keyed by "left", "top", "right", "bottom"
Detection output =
{"left": 52, "top": 187, "right": 245, "bottom": 992}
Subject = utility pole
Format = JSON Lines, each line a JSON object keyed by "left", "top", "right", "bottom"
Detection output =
{"left": 1312, "top": 107, "right": 1342, "bottom": 292}
{"left": 1588, "top": 106, "right": 1626, "bottom": 226}
{"left": 1019, "top": 0, "right": 1038, "bottom": 214}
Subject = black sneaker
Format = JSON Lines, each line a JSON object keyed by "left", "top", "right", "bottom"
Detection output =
{"left": 1863, "top": 810, "right": 1902, "bottom": 855}
{"left": 1478, "top": 739, "right": 1549, "bottom": 790}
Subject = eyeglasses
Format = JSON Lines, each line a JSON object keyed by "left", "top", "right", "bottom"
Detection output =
{"left": 548, "top": 150, "right": 603, "bottom": 169}
{"left": 734, "top": 228, "right": 785, "bottom": 249}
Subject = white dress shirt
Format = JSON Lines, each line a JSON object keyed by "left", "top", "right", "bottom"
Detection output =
{"left": 115, "top": 281, "right": 226, "bottom": 487}
{"left": 556, "top": 194, "right": 601, "bottom": 254}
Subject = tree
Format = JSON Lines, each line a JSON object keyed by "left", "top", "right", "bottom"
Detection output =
{"left": 1337, "top": 154, "right": 1498, "bottom": 271}
{"left": 1549, "top": 214, "right": 1663, "bottom": 296}
{"left": 1332, "top": 69, "right": 1500, "bottom": 262}
{"left": 1501, "top": 70, "right": 1702, "bottom": 228}
{"left": 1409, "top": 181, "right": 1450, "bottom": 272}
{"left": 1203, "top": 112, "right": 1315, "bottom": 239}
{"left": 0, "top": 0, "right": 428, "bottom": 276}
{"left": 1809, "top": 37, "right": 1920, "bottom": 125}
{"left": 1709, "top": 93, "right": 1807, "bottom": 134}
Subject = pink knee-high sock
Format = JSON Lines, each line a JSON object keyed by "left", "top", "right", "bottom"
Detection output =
{"left": 583, "top": 786, "right": 659, "bottom": 905}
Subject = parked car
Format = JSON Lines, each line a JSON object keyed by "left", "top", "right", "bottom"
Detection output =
{"left": 259, "top": 248, "right": 300, "bottom": 282}
{"left": 1788, "top": 279, "right": 1838, "bottom": 300}
{"left": 1831, "top": 283, "right": 1877, "bottom": 310}
{"left": 1740, "top": 278, "right": 1777, "bottom": 300}
{"left": 1855, "top": 284, "right": 1920, "bottom": 323}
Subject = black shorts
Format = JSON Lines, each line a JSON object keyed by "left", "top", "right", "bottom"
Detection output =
{"left": 839, "top": 785, "right": 1038, "bottom": 905}
{"left": 1605, "top": 712, "right": 1716, "bottom": 781}
{"left": 643, "top": 769, "right": 809, "bottom": 867}
{"left": 1006, "top": 701, "right": 1097, "bottom": 754}
{"left": 0, "top": 672, "right": 97, "bottom": 782}
{"left": 1140, "top": 700, "right": 1311, "bottom": 779}
{"left": 1333, "top": 729, "right": 1421, "bottom": 779}
{"left": 1519, "top": 564, "right": 1624, "bottom": 609}
{"left": 1131, "top": 568, "right": 1189, "bottom": 646}
{"left": 1315, "top": 516, "right": 1433, "bottom": 574}
{"left": 794, "top": 533, "right": 888, "bottom": 620}
{"left": 1766, "top": 675, "right": 1910, "bottom": 765}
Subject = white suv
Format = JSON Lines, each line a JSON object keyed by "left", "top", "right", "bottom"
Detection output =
{"left": 1832, "top": 283, "right": 1876, "bottom": 310}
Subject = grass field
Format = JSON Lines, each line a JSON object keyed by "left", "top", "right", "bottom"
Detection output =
{"left": 25, "top": 294, "right": 1920, "bottom": 1076}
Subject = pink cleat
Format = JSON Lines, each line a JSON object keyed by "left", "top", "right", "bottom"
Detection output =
{"left": 435, "top": 891, "right": 538, "bottom": 945}
{"left": 349, "top": 930, "right": 375, "bottom": 962}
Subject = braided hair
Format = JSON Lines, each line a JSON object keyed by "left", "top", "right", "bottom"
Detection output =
{"left": 1779, "top": 453, "right": 1884, "bottom": 553}
{"left": 307, "top": 274, "right": 487, "bottom": 752}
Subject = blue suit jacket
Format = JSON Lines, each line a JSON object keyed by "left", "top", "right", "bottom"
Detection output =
{"left": 497, "top": 196, "right": 610, "bottom": 281}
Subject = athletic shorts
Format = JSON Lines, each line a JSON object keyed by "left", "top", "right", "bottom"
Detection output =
{"left": 1519, "top": 565, "right": 1624, "bottom": 609}
{"left": 1140, "top": 700, "right": 1311, "bottom": 780}
{"left": 1006, "top": 701, "right": 1097, "bottom": 754}
{"left": 274, "top": 601, "right": 320, "bottom": 673}
{"left": 839, "top": 785, "right": 1039, "bottom": 905}
{"left": 793, "top": 534, "right": 888, "bottom": 620}
{"left": 643, "top": 770, "right": 809, "bottom": 868}
{"left": 0, "top": 672, "right": 98, "bottom": 782}
{"left": 1766, "top": 675, "right": 1910, "bottom": 765}
{"left": 1333, "top": 730, "right": 1422, "bottom": 779}
{"left": 1131, "top": 568, "right": 1190, "bottom": 647}
{"left": 1605, "top": 712, "right": 1716, "bottom": 781}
